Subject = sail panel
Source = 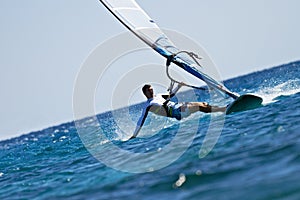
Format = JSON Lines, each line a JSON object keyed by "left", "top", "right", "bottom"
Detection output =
{"left": 100, "top": 0, "right": 159, "bottom": 31}
{"left": 116, "top": 9, "right": 157, "bottom": 30}
{"left": 104, "top": 0, "right": 137, "bottom": 8}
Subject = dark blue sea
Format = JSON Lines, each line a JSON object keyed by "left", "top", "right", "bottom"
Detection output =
{"left": 1, "top": 61, "right": 300, "bottom": 200}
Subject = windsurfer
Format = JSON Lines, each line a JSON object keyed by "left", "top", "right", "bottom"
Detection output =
{"left": 130, "top": 83, "right": 226, "bottom": 139}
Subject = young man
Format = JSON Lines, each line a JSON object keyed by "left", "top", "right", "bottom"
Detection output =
{"left": 129, "top": 83, "right": 226, "bottom": 139}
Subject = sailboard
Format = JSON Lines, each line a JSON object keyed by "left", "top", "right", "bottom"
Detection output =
{"left": 99, "top": 0, "right": 263, "bottom": 114}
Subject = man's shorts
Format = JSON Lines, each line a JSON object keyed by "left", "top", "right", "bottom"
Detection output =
{"left": 169, "top": 103, "right": 190, "bottom": 120}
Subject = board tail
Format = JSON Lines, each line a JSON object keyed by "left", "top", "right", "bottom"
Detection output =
{"left": 226, "top": 94, "right": 263, "bottom": 114}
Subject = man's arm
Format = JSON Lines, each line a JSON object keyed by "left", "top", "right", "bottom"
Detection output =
{"left": 162, "top": 82, "right": 184, "bottom": 99}
{"left": 130, "top": 126, "right": 142, "bottom": 139}
{"left": 129, "top": 106, "right": 150, "bottom": 139}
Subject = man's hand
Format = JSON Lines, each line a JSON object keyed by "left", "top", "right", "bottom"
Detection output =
{"left": 129, "top": 135, "right": 136, "bottom": 140}
{"left": 178, "top": 82, "right": 186, "bottom": 87}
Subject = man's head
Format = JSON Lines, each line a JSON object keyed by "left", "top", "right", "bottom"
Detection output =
{"left": 142, "top": 84, "right": 154, "bottom": 99}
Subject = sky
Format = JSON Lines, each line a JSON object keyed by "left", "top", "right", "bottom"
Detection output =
{"left": 1, "top": 0, "right": 300, "bottom": 141}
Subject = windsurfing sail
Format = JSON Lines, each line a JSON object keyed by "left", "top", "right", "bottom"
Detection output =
{"left": 99, "top": 0, "right": 239, "bottom": 99}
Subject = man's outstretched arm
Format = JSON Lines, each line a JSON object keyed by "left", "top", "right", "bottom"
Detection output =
{"left": 129, "top": 107, "right": 150, "bottom": 140}
{"left": 170, "top": 82, "right": 184, "bottom": 95}
{"left": 130, "top": 126, "right": 142, "bottom": 139}
{"left": 163, "top": 82, "right": 184, "bottom": 99}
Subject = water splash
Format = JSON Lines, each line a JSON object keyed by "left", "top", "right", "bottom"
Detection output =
{"left": 257, "top": 79, "right": 300, "bottom": 104}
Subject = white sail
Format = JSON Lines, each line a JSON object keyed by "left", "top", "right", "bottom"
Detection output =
{"left": 99, "top": 0, "right": 239, "bottom": 99}
{"left": 99, "top": 0, "right": 164, "bottom": 47}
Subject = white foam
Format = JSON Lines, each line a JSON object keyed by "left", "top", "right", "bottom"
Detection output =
{"left": 257, "top": 79, "right": 300, "bottom": 105}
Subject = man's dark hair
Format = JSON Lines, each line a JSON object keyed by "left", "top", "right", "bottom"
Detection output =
{"left": 142, "top": 84, "right": 151, "bottom": 95}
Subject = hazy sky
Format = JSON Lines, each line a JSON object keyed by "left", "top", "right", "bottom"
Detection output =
{"left": 1, "top": 0, "right": 300, "bottom": 141}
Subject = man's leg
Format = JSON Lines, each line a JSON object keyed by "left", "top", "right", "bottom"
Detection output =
{"left": 186, "top": 102, "right": 226, "bottom": 113}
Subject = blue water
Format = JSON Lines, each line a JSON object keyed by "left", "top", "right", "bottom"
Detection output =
{"left": 1, "top": 61, "right": 300, "bottom": 200}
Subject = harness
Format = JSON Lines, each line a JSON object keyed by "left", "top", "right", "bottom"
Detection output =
{"left": 162, "top": 99, "right": 173, "bottom": 117}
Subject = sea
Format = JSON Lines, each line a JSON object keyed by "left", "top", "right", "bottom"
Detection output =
{"left": 1, "top": 61, "right": 300, "bottom": 200}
